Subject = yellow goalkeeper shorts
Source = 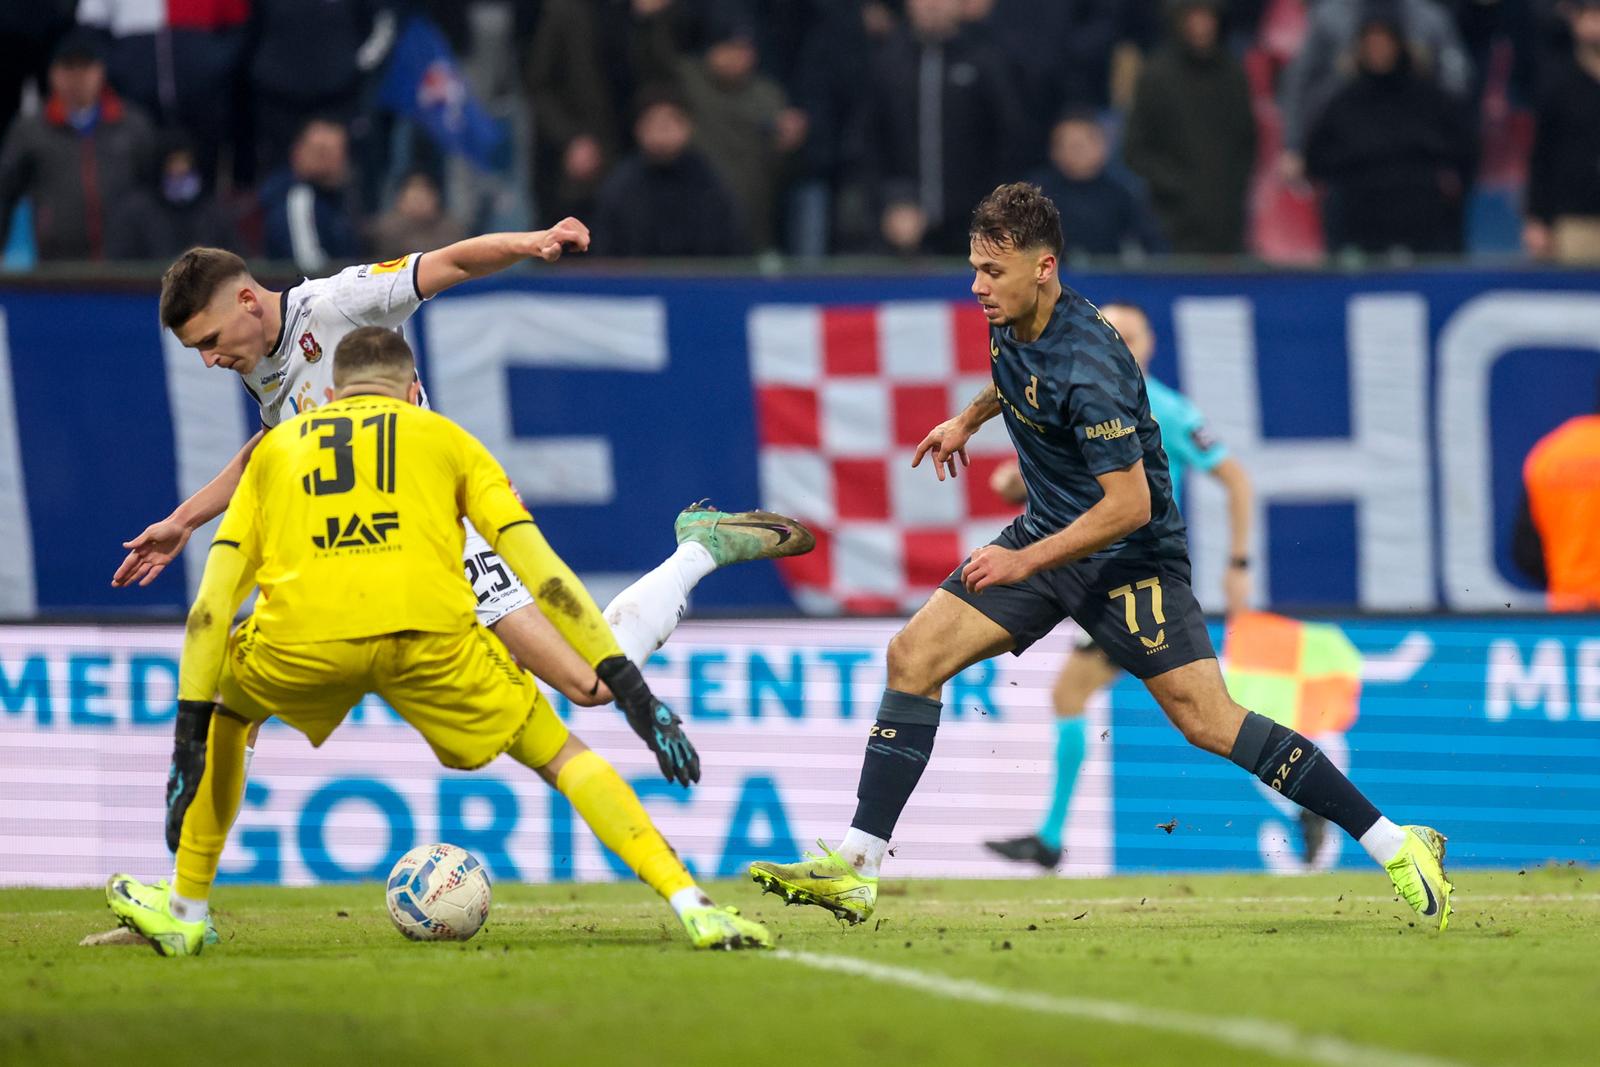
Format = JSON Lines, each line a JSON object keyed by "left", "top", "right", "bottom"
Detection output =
{"left": 217, "top": 618, "right": 569, "bottom": 770}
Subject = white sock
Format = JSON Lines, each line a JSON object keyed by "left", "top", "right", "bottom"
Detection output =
{"left": 242, "top": 745, "right": 255, "bottom": 779}
{"left": 168, "top": 889, "right": 209, "bottom": 924}
{"left": 838, "top": 827, "right": 889, "bottom": 879}
{"left": 602, "top": 543, "right": 715, "bottom": 666}
{"left": 1359, "top": 817, "right": 1409, "bottom": 865}
{"left": 667, "top": 885, "right": 714, "bottom": 917}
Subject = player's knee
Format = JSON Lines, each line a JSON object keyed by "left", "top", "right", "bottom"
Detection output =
{"left": 885, "top": 629, "right": 939, "bottom": 694}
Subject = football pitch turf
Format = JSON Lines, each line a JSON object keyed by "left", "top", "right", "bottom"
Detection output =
{"left": 5, "top": 868, "right": 1597, "bottom": 1066}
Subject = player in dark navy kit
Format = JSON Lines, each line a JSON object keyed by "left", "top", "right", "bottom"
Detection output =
{"left": 750, "top": 182, "right": 1455, "bottom": 931}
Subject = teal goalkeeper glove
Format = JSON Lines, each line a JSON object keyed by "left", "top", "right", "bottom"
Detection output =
{"left": 165, "top": 700, "right": 214, "bottom": 852}
{"left": 596, "top": 656, "right": 700, "bottom": 788}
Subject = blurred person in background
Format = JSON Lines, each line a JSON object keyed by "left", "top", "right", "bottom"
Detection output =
{"left": 0, "top": 30, "right": 155, "bottom": 262}
{"left": 591, "top": 88, "right": 748, "bottom": 257}
{"left": 1123, "top": 0, "right": 1255, "bottom": 255}
{"left": 1028, "top": 108, "right": 1165, "bottom": 260}
{"left": 864, "top": 0, "right": 1020, "bottom": 254}
{"left": 638, "top": 0, "right": 806, "bottom": 253}
{"left": 525, "top": 0, "right": 657, "bottom": 223}
{"left": 1513, "top": 380, "right": 1600, "bottom": 610}
{"left": 0, "top": 3, "right": 76, "bottom": 144}
{"left": 108, "top": 132, "right": 237, "bottom": 260}
{"left": 1305, "top": 9, "right": 1476, "bottom": 257}
{"left": 249, "top": 0, "right": 391, "bottom": 181}
{"left": 959, "top": 0, "right": 1102, "bottom": 162}
{"left": 786, "top": 0, "right": 895, "bottom": 254}
{"left": 368, "top": 170, "right": 464, "bottom": 260}
{"left": 75, "top": 0, "right": 251, "bottom": 187}
{"left": 260, "top": 117, "right": 362, "bottom": 272}
{"left": 1278, "top": 0, "right": 1471, "bottom": 184}
{"left": 1523, "top": 0, "right": 1600, "bottom": 263}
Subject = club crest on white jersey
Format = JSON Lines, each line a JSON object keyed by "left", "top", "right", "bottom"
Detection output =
{"left": 243, "top": 253, "right": 428, "bottom": 427}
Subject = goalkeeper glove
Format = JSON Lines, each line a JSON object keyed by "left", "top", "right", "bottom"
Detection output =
{"left": 165, "top": 700, "right": 214, "bottom": 853}
{"left": 596, "top": 655, "right": 700, "bottom": 787}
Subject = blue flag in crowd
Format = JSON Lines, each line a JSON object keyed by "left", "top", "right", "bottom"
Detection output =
{"left": 378, "top": 17, "right": 507, "bottom": 169}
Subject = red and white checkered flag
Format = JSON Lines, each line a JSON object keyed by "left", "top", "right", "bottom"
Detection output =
{"left": 748, "top": 301, "right": 1018, "bottom": 614}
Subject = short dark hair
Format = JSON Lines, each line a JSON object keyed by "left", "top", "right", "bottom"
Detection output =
{"left": 333, "top": 326, "right": 415, "bottom": 386}
{"left": 159, "top": 247, "right": 249, "bottom": 331}
{"left": 969, "top": 182, "right": 1063, "bottom": 256}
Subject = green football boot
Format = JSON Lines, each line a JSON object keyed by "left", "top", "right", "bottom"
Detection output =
{"left": 1384, "top": 825, "right": 1454, "bottom": 931}
{"left": 105, "top": 873, "right": 206, "bottom": 957}
{"left": 674, "top": 500, "right": 815, "bottom": 567}
{"left": 680, "top": 904, "right": 772, "bottom": 950}
{"left": 750, "top": 840, "right": 878, "bottom": 925}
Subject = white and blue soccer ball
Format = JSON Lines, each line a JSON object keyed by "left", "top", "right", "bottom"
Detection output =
{"left": 385, "top": 843, "right": 492, "bottom": 942}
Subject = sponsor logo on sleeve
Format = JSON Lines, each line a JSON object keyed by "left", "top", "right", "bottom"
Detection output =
{"left": 367, "top": 255, "right": 411, "bottom": 276}
{"left": 1085, "top": 418, "right": 1136, "bottom": 441}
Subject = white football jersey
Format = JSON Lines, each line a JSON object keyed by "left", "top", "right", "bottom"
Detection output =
{"left": 243, "top": 253, "right": 428, "bottom": 428}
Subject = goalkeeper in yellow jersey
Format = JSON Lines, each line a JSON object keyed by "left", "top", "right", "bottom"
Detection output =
{"left": 104, "top": 326, "right": 769, "bottom": 955}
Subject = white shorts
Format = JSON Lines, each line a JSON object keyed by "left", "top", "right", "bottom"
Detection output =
{"left": 463, "top": 519, "right": 536, "bottom": 628}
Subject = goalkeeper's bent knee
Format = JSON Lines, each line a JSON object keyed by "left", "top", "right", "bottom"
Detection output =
{"left": 555, "top": 749, "right": 694, "bottom": 899}
{"left": 173, "top": 709, "right": 252, "bottom": 901}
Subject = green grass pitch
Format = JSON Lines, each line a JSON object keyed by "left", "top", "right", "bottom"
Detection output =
{"left": 5, "top": 868, "right": 1598, "bottom": 1066}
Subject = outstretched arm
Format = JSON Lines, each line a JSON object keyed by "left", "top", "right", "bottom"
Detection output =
{"left": 414, "top": 218, "right": 592, "bottom": 299}
{"left": 113, "top": 429, "right": 265, "bottom": 587}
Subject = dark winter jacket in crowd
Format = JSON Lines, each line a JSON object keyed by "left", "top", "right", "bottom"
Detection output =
{"left": 863, "top": 27, "right": 1022, "bottom": 253}
{"left": 106, "top": 187, "right": 237, "bottom": 261}
{"left": 1526, "top": 57, "right": 1600, "bottom": 223}
{"left": 260, "top": 168, "right": 362, "bottom": 271}
{"left": 1027, "top": 166, "right": 1166, "bottom": 257}
{"left": 591, "top": 149, "right": 749, "bottom": 258}
{"left": 1305, "top": 55, "right": 1476, "bottom": 254}
{"left": 1122, "top": 38, "right": 1256, "bottom": 255}
{"left": 0, "top": 88, "right": 154, "bottom": 260}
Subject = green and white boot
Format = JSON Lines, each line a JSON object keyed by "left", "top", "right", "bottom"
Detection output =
{"left": 674, "top": 500, "right": 815, "bottom": 566}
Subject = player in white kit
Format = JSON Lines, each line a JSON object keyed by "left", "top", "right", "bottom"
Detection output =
{"left": 112, "top": 220, "right": 811, "bottom": 800}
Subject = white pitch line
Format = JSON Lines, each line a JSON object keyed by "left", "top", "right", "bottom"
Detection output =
{"left": 775, "top": 950, "right": 1471, "bottom": 1067}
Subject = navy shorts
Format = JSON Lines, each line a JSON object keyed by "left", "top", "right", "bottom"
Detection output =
{"left": 938, "top": 517, "right": 1215, "bottom": 680}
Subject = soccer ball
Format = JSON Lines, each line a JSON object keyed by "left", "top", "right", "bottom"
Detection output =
{"left": 385, "top": 843, "right": 492, "bottom": 942}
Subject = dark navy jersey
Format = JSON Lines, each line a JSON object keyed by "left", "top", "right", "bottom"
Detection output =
{"left": 989, "top": 286, "right": 1188, "bottom": 561}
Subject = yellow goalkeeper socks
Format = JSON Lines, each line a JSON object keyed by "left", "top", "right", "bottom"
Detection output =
{"left": 173, "top": 710, "right": 251, "bottom": 902}
{"left": 555, "top": 749, "right": 696, "bottom": 900}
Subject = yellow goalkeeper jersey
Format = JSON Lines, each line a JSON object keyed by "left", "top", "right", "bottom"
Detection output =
{"left": 214, "top": 393, "right": 531, "bottom": 642}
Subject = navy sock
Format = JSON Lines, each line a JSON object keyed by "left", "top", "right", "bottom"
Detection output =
{"left": 1228, "top": 711, "right": 1381, "bottom": 839}
{"left": 850, "top": 689, "right": 941, "bottom": 840}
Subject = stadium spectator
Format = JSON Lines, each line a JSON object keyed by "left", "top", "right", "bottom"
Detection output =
{"left": 367, "top": 171, "right": 464, "bottom": 259}
{"left": 786, "top": 1, "right": 894, "bottom": 254}
{"left": 1122, "top": 0, "right": 1255, "bottom": 255}
{"left": 0, "top": 3, "right": 75, "bottom": 146}
{"left": 637, "top": 2, "right": 806, "bottom": 252}
{"left": 1027, "top": 109, "right": 1165, "bottom": 259}
{"left": 0, "top": 30, "right": 154, "bottom": 262}
{"left": 591, "top": 89, "right": 748, "bottom": 257}
{"left": 1304, "top": 11, "right": 1475, "bottom": 257}
{"left": 1513, "top": 385, "right": 1600, "bottom": 610}
{"left": 107, "top": 133, "right": 237, "bottom": 260}
{"left": 525, "top": 0, "right": 656, "bottom": 223}
{"left": 961, "top": 0, "right": 1107, "bottom": 152}
{"left": 260, "top": 118, "right": 362, "bottom": 273}
{"left": 862, "top": 0, "right": 1021, "bottom": 254}
{"left": 1523, "top": 0, "right": 1600, "bottom": 263}
{"left": 1277, "top": 0, "right": 1472, "bottom": 182}
{"left": 249, "top": 0, "right": 390, "bottom": 181}
{"left": 74, "top": 0, "right": 251, "bottom": 187}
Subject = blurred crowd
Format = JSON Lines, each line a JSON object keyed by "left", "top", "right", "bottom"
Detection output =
{"left": 1, "top": 0, "right": 1598, "bottom": 270}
